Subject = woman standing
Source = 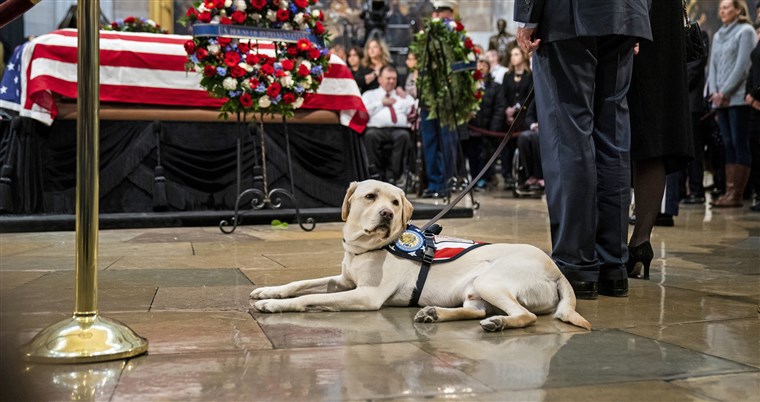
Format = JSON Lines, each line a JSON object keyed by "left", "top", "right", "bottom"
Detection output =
{"left": 708, "top": 0, "right": 756, "bottom": 208}
{"left": 501, "top": 46, "right": 532, "bottom": 190}
{"left": 627, "top": 0, "right": 695, "bottom": 279}
{"left": 354, "top": 38, "right": 393, "bottom": 93}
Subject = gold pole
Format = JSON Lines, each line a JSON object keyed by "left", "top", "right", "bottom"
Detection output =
{"left": 21, "top": 0, "right": 148, "bottom": 363}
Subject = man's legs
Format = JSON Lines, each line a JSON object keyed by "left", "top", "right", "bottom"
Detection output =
{"left": 420, "top": 110, "right": 446, "bottom": 192}
{"left": 389, "top": 128, "right": 412, "bottom": 181}
{"left": 364, "top": 127, "right": 391, "bottom": 181}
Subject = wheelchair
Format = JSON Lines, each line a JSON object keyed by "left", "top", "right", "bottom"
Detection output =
{"left": 511, "top": 148, "right": 544, "bottom": 198}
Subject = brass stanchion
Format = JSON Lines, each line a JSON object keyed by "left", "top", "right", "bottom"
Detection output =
{"left": 21, "top": 0, "right": 148, "bottom": 363}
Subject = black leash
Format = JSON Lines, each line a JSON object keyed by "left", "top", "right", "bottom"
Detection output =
{"left": 420, "top": 87, "right": 535, "bottom": 231}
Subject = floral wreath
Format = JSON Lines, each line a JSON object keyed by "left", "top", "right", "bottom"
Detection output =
{"left": 180, "top": 0, "right": 330, "bottom": 119}
{"left": 410, "top": 17, "right": 483, "bottom": 129}
{"left": 103, "top": 16, "right": 169, "bottom": 34}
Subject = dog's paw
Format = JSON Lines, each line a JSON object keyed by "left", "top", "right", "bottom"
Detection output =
{"left": 250, "top": 286, "right": 283, "bottom": 300}
{"left": 479, "top": 317, "right": 505, "bottom": 332}
{"left": 414, "top": 306, "right": 439, "bottom": 323}
{"left": 254, "top": 299, "right": 284, "bottom": 313}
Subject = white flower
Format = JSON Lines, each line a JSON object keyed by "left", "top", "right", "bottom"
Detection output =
{"left": 304, "top": 75, "right": 313, "bottom": 86}
{"left": 300, "top": 23, "right": 309, "bottom": 30}
{"left": 224, "top": 0, "right": 232, "bottom": 7}
{"left": 239, "top": 62, "right": 253, "bottom": 73}
{"left": 294, "top": 13, "right": 304, "bottom": 24}
{"left": 280, "top": 75, "right": 294, "bottom": 88}
{"left": 212, "top": 16, "right": 220, "bottom": 24}
{"left": 300, "top": 60, "right": 312, "bottom": 70}
{"left": 448, "top": 21, "right": 457, "bottom": 30}
{"left": 432, "top": 17, "right": 440, "bottom": 23}
{"left": 279, "top": 0, "right": 289, "bottom": 9}
{"left": 282, "top": 22, "right": 293, "bottom": 30}
{"left": 208, "top": 44, "right": 220, "bottom": 55}
{"left": 312, "top": 10, "right": 320, "bottom": 19}
{"left": 467, "top": 52, "right": 476, "bottom": 61}
{"left": 241, "top": 79, "right": 252, "bottom": 90}
{"left": 293, "top": 97, "right": 304, "bottom": 109}
{"left": 145, "top": 19, "right": 157, "bottom": 27}
{"left": 223, "top": 77, "right": 238, "bottom": 90}
{"left": 194, "top": 65, "right": 203, "bottom": 73}
{"left": 234, "top": 0, "right": 246, "bottom": 11}
{"left": 267, "top": 10, "right": 277, "bottom": 22}
{"left": 259, "top": 96, "right": 272, "bottom": 108}
{"left": 251, "top": 13, "right": 262, "bottom": 21}
{"left": 198, "top": 4, "right": 208, "bottom": 12}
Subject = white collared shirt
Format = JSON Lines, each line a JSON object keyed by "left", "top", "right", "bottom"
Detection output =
{"left": 362, "top": 86, "right": 417, "bottom": 128}
{"left": 490, "top": 64, "right": 507, "bottom": 85}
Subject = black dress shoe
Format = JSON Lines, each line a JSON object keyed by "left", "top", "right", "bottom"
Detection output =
{"left": 682, "top": 195, "right": 706, "bottom": 205}
{"left": 655, "top": 213, "right": 674, "bottom": 227}
{"left": 598, "top": 278, "right": 628, "bottom": 297}
{"left": 421, "top": 189, "right": 448, "bottom": 199}
{"left": 569, "top": 281, "right": 598, "bottom": 300}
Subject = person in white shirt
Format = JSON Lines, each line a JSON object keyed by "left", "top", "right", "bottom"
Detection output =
{"left": 486, "top": 49, "right": 507, "bottom": 85}
{"left": 361, "top": 65, "right": 416, "bottom": 184}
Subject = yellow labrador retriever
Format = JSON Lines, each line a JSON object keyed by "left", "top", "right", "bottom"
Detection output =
{"left": 251, "top": 180, "right": 591, "bottom": 331}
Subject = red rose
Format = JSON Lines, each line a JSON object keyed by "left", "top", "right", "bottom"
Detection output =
{"left": 272, "top": 0, "right": 281, "bottom": 5}
{"left": 238, "top": 42, "right": 250, "bottom": 53}
{"left": 464, "top": 38, "right": 474, "bottom": 49}
{"left": 474, "top": 91, "right": 483, "bottom": 100}
{"left": 240, "top": 93, "right": 253, "bottom": 108}
{"left": 275, "top": 69, "right": 286, "bottom": 78}
{"left": 124, "top": 16, "right": 135, "bottom": 24}
{"left": 185, "top": 8, "right": 198, "bottom": 18}
{"left": 196, "top": 47, "right": 209, "bottom": 60}
{"left": 316, "top": 75, "right": 323, "bottom": 83}
{"left": 318, "top": 10, "right": 324, "bottom": 21}
{"left": 213, "top": 0, "right": 225, "bottom": 8}
{"left": 474, "top": 47, "right": 481, "bottom": 55}
{"left": 246, "top": 54, "right": 260, "bottom": 65}
{"left": 111, "top": 22, "right": 119, "bottom": 29}
{"left": 204, "top": 65, "right": 216, "bottom": 77}
{"left": 296, "top": 38, "right": 312, "bottom": 51}
{"left": 232, "top": 10, "right": 246, "bottom": 24}
{"left": 266, "top": 82, "right": 282, "bottom": 98}
{"left": 473, "top": 70, "right": 482, "bottom": 80}
{"left": 314, "top": 21, "right": 325, "bottom": 35}
{"left": 455, "top": 21, "right": 464, "bottom": 32}
{"left": 249, "top": 77, "right": 260, "bottom": 88}
{"left": 308, "top": 47, "right": 320, "bottom": 60}
{"left": 198, "top": 11, "right": 212, "bottom": 23}
{"left": 250, "top": 0, "right": 266, "bottom": 9}
{"left": 258, "top": 54, "right": 269, "bottom": 64}
{"left": 281, "top": 59, "right": 294, "bottom": 71}
{"left": 297, "top": 64, "right": 310, "bottom": 77}
{"left": 220, "top": 16, "right": 232, "bottom": 25}
{"left": 218, "top": 36, "right": 232, "bottom": 47}
{"left": 294, "top": 0, "right": 308, "bottom": 8}
{"left": 276, "top": 9, "right": 290, "bottom": 22}
{"left": 287, "top": 45, "right": 299, "bottom": 56}
{"left": 230, "top": 65, "right": 246, "bottom": 78}
{"left": 266, "top": 56, "right": 276, "bottom": 65}
{"left": 184, "top": 40, "right": 196, "bottom": 55}
{"left": 282, "top": 93, "right": 296, "bottom": 104}
{"left": 260, "top": 64, "right": 275, "bottom": 75}
{"left": 224, "top": 51, "right": 241, "bottom": 67}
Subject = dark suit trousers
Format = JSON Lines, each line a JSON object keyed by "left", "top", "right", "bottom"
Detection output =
{"left": 364, "top": 127, "right": 411, "bottom": 181}
{"left": 533, "top": 36, "right": 637, "bottom": 282}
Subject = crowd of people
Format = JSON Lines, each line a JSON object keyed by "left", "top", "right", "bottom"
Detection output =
{"left": 326, "top": 0, "right": 760, "bottom": 300}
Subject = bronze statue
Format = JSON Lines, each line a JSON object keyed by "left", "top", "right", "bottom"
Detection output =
{"left": 488, "top": 19, "right": 514, "bottom": 67}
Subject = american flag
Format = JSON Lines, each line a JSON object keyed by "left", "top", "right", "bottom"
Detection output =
{"left": 1, "top": 29, "right": 368, "bottom": 132}
{"left": 0, "top": 42, "right": 28, "bottom": 112}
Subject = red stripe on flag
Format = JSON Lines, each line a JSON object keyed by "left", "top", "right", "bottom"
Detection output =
{"left": 32, "top": 44, "right": 189, "bottom": 71}
{"left": 434, "top": 248, "right": 467, "bottom": 259}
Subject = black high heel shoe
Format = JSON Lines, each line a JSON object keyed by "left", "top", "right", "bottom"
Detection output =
{"left": 627, "top": 241, "right": 653, "bottom": 280}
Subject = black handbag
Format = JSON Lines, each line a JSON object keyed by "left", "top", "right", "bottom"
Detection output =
{"left": 683, "top": 1, "right": 708, "bottom": 63}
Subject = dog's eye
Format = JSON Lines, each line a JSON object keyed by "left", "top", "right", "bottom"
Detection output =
{"left": 365, "top": 193, "right": 376, "bottom": 200}
{"left": 392, "top": 200, "right": 399, "bottom": 206}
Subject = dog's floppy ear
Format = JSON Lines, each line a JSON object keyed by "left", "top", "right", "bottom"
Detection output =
{"left": 341, "top": 181, "right": 359, "bottom": 221}
{"left": 401, "top": 191, "right": 414, "bottom": 224}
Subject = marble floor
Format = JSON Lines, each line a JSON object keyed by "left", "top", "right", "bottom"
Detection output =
{"left": 1, "top": 190, "right": 758, "bottom": 401}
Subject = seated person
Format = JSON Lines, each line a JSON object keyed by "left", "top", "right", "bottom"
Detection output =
{"left": 361, "top": 65, "right": 416, "bottom": 184}
{"left": 517, "top": 104, "right": 543, "bottom": 191}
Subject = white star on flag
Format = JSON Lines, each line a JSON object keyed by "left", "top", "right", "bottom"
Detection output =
{"left": 14, "top": 76, "right": 19, "bottom": 84}
{"left": 0, "top": 86, "right": 7, "bottom": 94}
{"left": 6, "top": 62, "right": 14, "bottom": 71}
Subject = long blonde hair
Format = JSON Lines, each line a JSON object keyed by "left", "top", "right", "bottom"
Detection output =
{"left": 362, "top": 38, "right": 392, "bottom": 68}
{"left": 724, "top": 0, "right": 752, "bottom": 24}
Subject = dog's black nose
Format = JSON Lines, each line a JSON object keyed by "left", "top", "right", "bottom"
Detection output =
{"left": 379, "top": 208, "right": 394, "bottom": 221}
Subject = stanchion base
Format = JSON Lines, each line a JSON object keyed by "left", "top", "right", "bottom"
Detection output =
{"left": 21, "top": 314, "right": 148, "bottom": 364}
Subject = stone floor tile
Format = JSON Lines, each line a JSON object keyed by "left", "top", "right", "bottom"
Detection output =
{"left": 0, "top": 271, "right": 46, "bottom": 290}
{"left": 622, "top": 318, "right": 760, "bottom": 368}
{"left": 3, "top": 358, "right": 126, "bottom": 401}
{"left": 671, "top": 372, "right": 760, "bottom": 402}
{"left": 0, "top": 285, "right": 157, "bottom": 314}
{"left": 0, "top": 255, "right": 120, "bottom": 271}
{"left": 260, "top": 251, "right": 344, "bottom": 269}
{"left": 150, "top": 285, "right": 253, "bottom": 311}
{"left": 241, "top": 266, "right": 342, "bottom": 286}
{"left": 112, "top": 344, "right": 491, "bottom": 401}
{"left": 107, "top": 254, "right": 282, "bottom": 270}
{"left": 16, "top": 268, "right": 252, "bottom": 289}
{"left": 414, "top": 330, "right": 755, "bottom": 391}
{"left": 108, "top": 311, "right": 272, "bottom": 355}
{"left": 17, "top": 241, "right": 193, "bottom": 258}
{"left": 125, "top": 228, "right": 262, "bottom": 243}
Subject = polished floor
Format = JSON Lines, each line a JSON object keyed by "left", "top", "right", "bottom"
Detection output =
{"left": 1, "top": 190, "right": 759, "bottom": 401}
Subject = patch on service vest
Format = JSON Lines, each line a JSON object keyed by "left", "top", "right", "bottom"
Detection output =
{"left": 385, "top": 224, "right": 488, "bottom": 263}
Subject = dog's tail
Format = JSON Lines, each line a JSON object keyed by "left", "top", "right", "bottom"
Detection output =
{"left": 554, "top": 276, "right": 592, "bottom": 330}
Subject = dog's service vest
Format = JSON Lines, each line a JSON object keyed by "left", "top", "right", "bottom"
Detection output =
{"left": 384, "top": 224, "right": 488, "bottom": 306}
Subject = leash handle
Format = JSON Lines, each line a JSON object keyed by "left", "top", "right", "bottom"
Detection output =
{"left": 420, "top": 87, "right": 535, "bottom": 231}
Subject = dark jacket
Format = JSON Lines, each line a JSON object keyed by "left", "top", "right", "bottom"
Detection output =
{"left": 472, "top": 77, "right": 507, "bottom": 132}
{"left": 748, "top": 40, "right": 760, "bottom": 99}
{"left": 686, "top": 29, "right": 709, "bottom": 114}
{"left": 513, "top": 0, "right": 653, "bottom": 43}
